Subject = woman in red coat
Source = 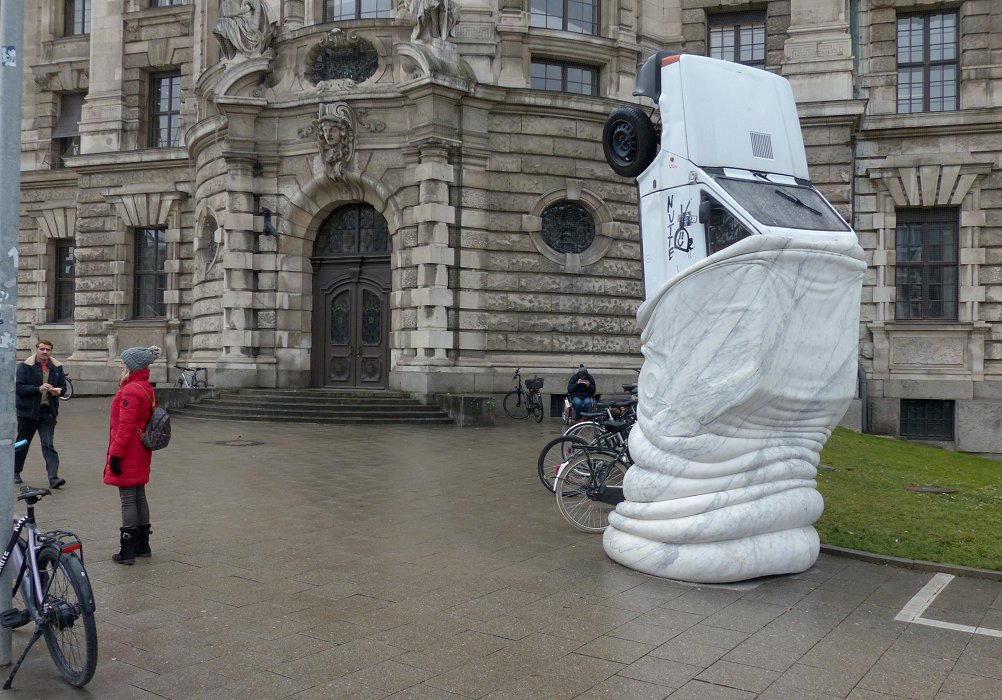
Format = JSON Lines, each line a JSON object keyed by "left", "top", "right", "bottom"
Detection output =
{"left": 104, "top": 345, "right": 160, "bottom": 565}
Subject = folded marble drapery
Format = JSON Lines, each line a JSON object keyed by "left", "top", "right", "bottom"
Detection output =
{"left": 604, "top": 232, "right": 866, "bottom": 583}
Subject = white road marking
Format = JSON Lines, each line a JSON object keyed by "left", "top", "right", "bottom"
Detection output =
{"left": 895, "top": 573, "right": 1002, "bottom": 638}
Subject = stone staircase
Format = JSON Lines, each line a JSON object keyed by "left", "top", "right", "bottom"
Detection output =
{"left": 169, "top": 388, "right": 455, "bottom": 425}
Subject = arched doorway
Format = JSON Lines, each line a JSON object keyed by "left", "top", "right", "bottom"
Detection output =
{"left": 311, "top": 203, "right": 391, "bottom": 388}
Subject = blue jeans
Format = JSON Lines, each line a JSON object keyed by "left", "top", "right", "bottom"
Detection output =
{"left": 570, "top": 396, "right": 593, "bottom": 418}
{"left": 15, "top": 414, "right": 59, "bottom": 482}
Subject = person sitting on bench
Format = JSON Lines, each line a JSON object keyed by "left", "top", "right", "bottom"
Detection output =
{"left": 566, "top": 364, "right": 597, "bottom": 421}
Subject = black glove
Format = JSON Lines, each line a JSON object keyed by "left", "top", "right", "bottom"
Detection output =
{"left": 109, "top": 456, "right": 122, "bottom": 476}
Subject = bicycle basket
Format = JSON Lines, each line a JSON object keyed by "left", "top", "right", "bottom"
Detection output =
{"left": 526, "top": 378, "right": 544, "bottom": 392}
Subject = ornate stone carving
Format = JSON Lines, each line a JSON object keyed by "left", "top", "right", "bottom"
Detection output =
{"left": 213, "top": 0, "right": 275, "bottom": 62}
{"left": 404, "top": 0, "right": 461, "bottom": 43}
{"left": 306, "top": 29, "right": 379, "bottom": 92}
{"left": 313, "top": 103, "right": 356, "bottom": 181}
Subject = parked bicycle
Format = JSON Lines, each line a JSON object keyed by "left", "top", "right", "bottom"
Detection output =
{"left": 57, "top": 374, "right": 73, "bottom": 401}
{"left": 0, "top": 441, "right": 97, "bottom": 689}
{"left": 502, "top": 368, "right": 545, "bottom": 422}
{"left": 553, "top": 426, "right": 633, "bottom": 532}
{"left": 538, "top": 405, "right": 635, "bottom": 493}
{"left": 173, "top": 363, "right": 208, "bottom": 389}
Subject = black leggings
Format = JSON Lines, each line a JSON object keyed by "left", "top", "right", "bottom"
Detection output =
{"left": 118, "top": 486, "right": 150, "bottom": 529}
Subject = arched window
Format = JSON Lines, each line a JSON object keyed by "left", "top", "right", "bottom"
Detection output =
{"left": 313, "top": 203, "right": 391, "bottom": 258}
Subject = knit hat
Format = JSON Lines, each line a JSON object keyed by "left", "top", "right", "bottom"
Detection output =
{"left": 577, "top": 364, "right": 587, "bottom": 374}
{"left": 121, "top": 345, "right": 162, "bottom": 372}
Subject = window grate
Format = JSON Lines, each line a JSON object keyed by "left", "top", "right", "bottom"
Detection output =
{"left": 900, "top": 399, "right": 955, "bottom": 441}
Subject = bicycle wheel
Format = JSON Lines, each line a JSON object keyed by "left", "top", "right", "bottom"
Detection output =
{"left": 59, "top": 379, "right": 73, "bottom": 401}
{"left": 555, "top": 453, "right": 629, "bottom": 533}
{"left": 502, "top": 390, "right": 529, "bottom": 419}
{"left": 537, "top": 435, "right": 589, "bottom": 493}
{"left": 194, "top": 380, "right": 208, "bottom": 388}
{"left": 564, "top": 420, "right": 602, "bottom": 443}
{"left": 37, "top": 548, "right": 97, "bottom": 687}
{"left": 531, "top": 395, "right": 544, "bottom": 423}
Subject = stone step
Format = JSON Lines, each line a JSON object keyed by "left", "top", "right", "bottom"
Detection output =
{"left": 170, "top": 388, "right": 455, "bottom": 425}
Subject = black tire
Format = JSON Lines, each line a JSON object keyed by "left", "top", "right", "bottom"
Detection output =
{"left": 37, "top": 548, "right": 97, "bottom": 687}
{"left": 555, "top": 452, "right": 629, "bottom": 533}
{"left": 59, "top": 379, "right": 73, "bottom": 401}
{"left": 531, "top": 396, "right": 544, "bottom": 423}
{"left": 603, "top": 106, "right": 658, "bottom": 178}
{"left": 537, "top": 435, "right": 589, "bottom": 493}
{"left": 503, "top": 390, "right": 529, "bottom": 419}
{"left": 194, "top": 380, "right": 208, "bottom": 388}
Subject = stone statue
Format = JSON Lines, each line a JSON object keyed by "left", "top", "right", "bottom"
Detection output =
{"left": 213, "top": 0, "right": 274, "bottom": 61}
{"left": 405, "top": 0, "right": 460, "bottom": 42}
{"left": 314, "top": 102, "right": 356, "bottom": 181}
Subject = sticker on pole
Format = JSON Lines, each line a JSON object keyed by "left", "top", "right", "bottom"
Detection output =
{"left": 1, "top": 47, "right": 15, "bottom": 67}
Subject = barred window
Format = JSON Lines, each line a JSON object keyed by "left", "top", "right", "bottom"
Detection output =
{"left": 541, "top": 202, "right": 595, "bottom": 254}
{"left": 134, "top": 228, "right": 167, "bottom": 318}
{"left": 148, "top": 72, "right": 181, "bottom": 149}
{"left": 53, "top": 243, "right": 75, "bottom": 323}
{"left": 530, "top": 0, "right": 599, "bottom": 35}
{"left": 901, "top": 399, "right": 954, "bottom": 441}
{"left": 897, "top": 11, "right": 959, "bottom": 113}
{"left": 151, "top": 0, "right": 185, "bottom": 6}
{"left": 531, "top": 60, "right": 597, "bottom": 96}
{"left": 313, "top": 204, "right": 391, "bottom": 258}
{"left": 708, "top": 11, "right": 766, "bottom": 68}
{"left": 894, "top": 208, "right": 958, "bottom": 321}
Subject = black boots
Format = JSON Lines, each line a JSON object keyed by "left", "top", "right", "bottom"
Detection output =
{"left": 135, "top": 524, "right": 152, "bottom": 558}
{"left": 113, "top": 527, "right": 137, "bottom": 565}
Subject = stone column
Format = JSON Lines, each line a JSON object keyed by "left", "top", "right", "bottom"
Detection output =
{"left": 78, "top": 0, "right": 126, "bottom": 154}
{"left": 782, "top": 0, "right": 854, "bottom": 103}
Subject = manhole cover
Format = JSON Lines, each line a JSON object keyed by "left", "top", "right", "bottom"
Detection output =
{"left": 818, "top": 464, "right": 835, "bottom": 472}
{"left": 903, "top": 486, "right": 958, "bottom": 494}
{"left": 211, "top": 439, "right": 265, "bottom": 447}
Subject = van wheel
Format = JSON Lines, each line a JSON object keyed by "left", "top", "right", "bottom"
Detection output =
{"left": 603, "top": 107, "right": 657, "bottom": 178}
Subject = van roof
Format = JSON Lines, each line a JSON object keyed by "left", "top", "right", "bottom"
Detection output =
{"left": 638, "top": 53, "right": 810, "bottom": 180}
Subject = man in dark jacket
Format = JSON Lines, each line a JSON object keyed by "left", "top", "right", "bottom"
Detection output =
{"left": 15, "top": 339, "right": 67, "bottom": 488}
{"left": 567, "top": 364, "right": 598, "bottom": 420}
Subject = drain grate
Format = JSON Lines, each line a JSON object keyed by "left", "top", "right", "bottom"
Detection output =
{"left": 903, "top": 485, "right": 958, "bottom": 494}
{"left": 211, "top": 439, "right": 265, "bottom": 447}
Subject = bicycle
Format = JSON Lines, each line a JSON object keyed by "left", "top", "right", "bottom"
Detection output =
{"left": 538, "top": 410, "right": 634, "bottom": 493}
{"left": 173, "top": 363, "right": 208, "bottom": 389}
{"left": 552, "top": 421, "right": 634, "bottom": 532}
{"left": 502, "top": 368, "right": 544, "bottom": 423}
{"left": 0, "top": 441, "right": 97, "bottom": 689}
{"left": 57, "top": 374, "right": 73, "bottom": 401}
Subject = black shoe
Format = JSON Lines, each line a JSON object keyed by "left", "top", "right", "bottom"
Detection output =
{"left": 48, "top": 477, "right": 66, "bottom": 489}
{"left": 13, "top": 474, "right": 22, "bottom": 485}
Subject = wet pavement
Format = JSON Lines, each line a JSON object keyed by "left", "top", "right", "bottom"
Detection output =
{"left": 4, "top": 397, "right": 1001, "bottom": 699}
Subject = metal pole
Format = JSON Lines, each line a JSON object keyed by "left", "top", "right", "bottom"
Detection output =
{"left": 0, "top": 0, "right": 25, "bottom": 666}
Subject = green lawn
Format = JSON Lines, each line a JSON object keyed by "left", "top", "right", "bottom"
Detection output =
{"left": 816, "top": 428, "right": 1002, "bottom": 571}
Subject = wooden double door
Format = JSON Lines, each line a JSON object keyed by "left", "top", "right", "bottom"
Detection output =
{"left": 312, "top": 257, "right": 390, "bottom": 389}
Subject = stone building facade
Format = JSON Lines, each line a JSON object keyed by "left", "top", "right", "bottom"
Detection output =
{"left": 14, "top": 0, "right": 1002, "bottom": 452}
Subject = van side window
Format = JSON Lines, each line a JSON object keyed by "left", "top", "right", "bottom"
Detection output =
{"left": 703, "top": 195, "right": 752, "bottom": 255}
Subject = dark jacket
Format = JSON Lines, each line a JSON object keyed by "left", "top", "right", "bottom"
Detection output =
{"left": 567, "top": 370, "right": 597, "bottom": 399}
{"left": 15, "top": 355, "right": 67, "bottom": 421}
{"left": 104, "top": 369, "right": 155, "bottom": 488}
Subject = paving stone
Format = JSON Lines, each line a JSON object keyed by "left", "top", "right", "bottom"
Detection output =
{"left": 696, "top": 659, "right": 782, "bottom": 693}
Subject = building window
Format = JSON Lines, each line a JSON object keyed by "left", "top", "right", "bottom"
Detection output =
{"left": 151, "top": 0, "right": 184, "bottom": 6}
{"left": 51, "top": 93, "right": 85, "bottom": 169}
{"left": 894, "top": 208, "right": 958, "bottom": 321}
{"left": 541, "top": 202, "right": 595, "bottom": 254}
{"left": 708, "top": 11, "right": 766, "bottom": 68}
{"left": 313, "top": 204, "right": 391, "bottom": 258}
{"left": 530, "top": 0, "right": 599, "bottom": 35}
{"left": 897, "top": 11, "right": 959, "bottom": 114}
{"left": 64, "top": 0, "right": 91, "bottom": 36}
{"left": 148, "top": 72, "right": 181, "bottom": 148}
{"left": 324, "top": 0, "right": 393, "bottom": 21}
{"left": 134, "top": 228, "right": 167, "bottom": 318}
{"left": 901, "top": 399, "right": 955, "bottom": 441}
{"left": 53, "top": 242, "right": 75, "bottom": 323}
{"left": 530, "top": 60, "right": 598, "bottom": 96}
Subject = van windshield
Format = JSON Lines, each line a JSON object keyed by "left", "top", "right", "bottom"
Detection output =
{"left": 712, "top": 176, "right": 851, "bottom": 232}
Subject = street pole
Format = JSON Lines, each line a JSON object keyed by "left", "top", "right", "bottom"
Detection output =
{"left": 0, "top": 0, "right": 25, "bottom": 666}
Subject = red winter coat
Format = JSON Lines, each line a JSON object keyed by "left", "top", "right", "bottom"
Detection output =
{"left": 103, "top": 369, "right": 155, "bottom": 488}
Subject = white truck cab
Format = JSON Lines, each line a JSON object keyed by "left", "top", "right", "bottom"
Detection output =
{"left": 603, "top": 52, "right": 854, "bottom": 298}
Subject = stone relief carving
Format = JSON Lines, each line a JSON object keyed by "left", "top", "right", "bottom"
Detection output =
{"left": 305, "top": 29, "right": 380, "bottom": 93}
{"left": 313, "top": 103, "right": 356, "bottom": 181}
{"left": 213, "top": 0, "right": 275, "bottom": 61}
{"left": 404, "top": 0, "right": 461, "bottom": 43}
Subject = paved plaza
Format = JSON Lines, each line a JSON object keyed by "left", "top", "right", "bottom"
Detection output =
{"left": 3, "top": 398, "right": 1001, "bottom": 699}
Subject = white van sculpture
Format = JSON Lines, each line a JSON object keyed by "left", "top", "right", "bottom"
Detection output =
{"left": 601, "top": 53, "right": 866, "bottom": 583}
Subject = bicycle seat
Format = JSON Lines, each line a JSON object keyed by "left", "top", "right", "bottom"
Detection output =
{"left": 599, "top": 420, "right": 631, "bottom": 435}
{"left": 622, "top": 383, "right": 638, "bottom": 393}
{"left": 17, "top": 487, "right": 51, "bottom": 504}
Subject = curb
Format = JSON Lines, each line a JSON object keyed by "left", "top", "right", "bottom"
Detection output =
{"left": 820, "top": 544, "right": 1002, "bottom": 581}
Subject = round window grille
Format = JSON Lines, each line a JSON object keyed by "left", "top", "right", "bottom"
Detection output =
{"left": 541, "top": 202, "right": 596, "bottom": 254}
